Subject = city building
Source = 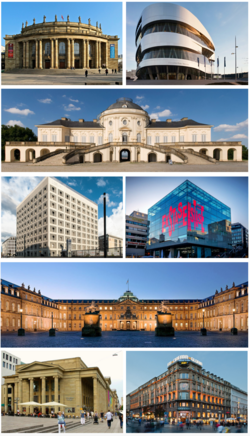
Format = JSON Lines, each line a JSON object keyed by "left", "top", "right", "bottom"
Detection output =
{"left": 230, "top": 385, "right": 248, "bottom": 420}
{"left": 2, "top": 237, "right": 16, "bottom": 257}
{"left": 147, "top": 180, "right": 233, "bottom": 258}
{"left": 4, "top": 15, "right": 119, "bottom": 71}
{"left": 2, "top": 357, "right": 119, "bottom": 415}
{"left": 1, "top": 351, "right": 22, "bottom": 385}
{"left": 1, "top": 45, "right": 5, "bottom": 69}
{"left": 126, "top": 211, "right": 149, "bottom": 257}
{"left": 126, "top": 394, "right": 131, "bottom": 413}
{"left": 231, "top": 223, "right": 248, "bottom": 249}
{"left": 16, "top": 177, "right": 98, "bottom": 257}
{"left": 128, "top": 355, "right": 247, "bottom": 423}
{"left": 1, "top": 279, "right": 248, "bottom": 333}
{"left": 99, "top": 234, "right": 123, "bottom": 253}
{"left": 4, "top": 98, "right": 242, "bottom": 165}
{"left": 135, "top": 3, "right": 215, "bottom": 80}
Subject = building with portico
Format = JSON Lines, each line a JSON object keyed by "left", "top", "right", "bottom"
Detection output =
{"left": 4, "top": 98, "right": 243, "bottom": 165}
{"left": 1, "top": 357, "right": 119, "bottom": 416}
{"left": 4, "top": 15, "right": 119, "bottom": 71}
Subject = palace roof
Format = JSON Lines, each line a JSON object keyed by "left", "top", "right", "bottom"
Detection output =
{"left": 38, "top": 119, "right": 104, "bottom": 128}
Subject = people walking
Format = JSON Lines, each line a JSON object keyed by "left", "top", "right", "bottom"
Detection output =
{"left": 57, "top": 411, "right": 66, "bottom": 433}
{"left": 85, "top": 70, "right": 88, "bottom": 78}
{"left": 80, "top": 411, "right": 85, "bottom": 425}
{"left": 105, "top": 410, "right": 113, "bottom": 429}
{"left": 100, "top": 412, "right": 104, "bottom": 423}
{"left": 106, "top": 69, "right": 108, "bottom": 75}
{"left": 119, "top": 413, "right": 123, "bottom": 429}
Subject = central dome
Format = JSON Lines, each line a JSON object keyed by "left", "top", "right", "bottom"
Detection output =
{"left": 106, "top": 97, "right": 146, "bottom": 111}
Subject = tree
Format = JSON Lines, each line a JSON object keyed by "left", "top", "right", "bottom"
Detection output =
{"left": 242, "top": 145, "right": 248, "bottom": 161}
{"left": 1, "top": 124, "right": 37, "bottom": 161}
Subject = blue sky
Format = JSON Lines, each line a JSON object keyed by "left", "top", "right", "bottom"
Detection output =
{"left": 126, "top": 177, "right": 248, "bottom": 228}
{"left": 1, "top": 2, "right": 122, "bottom": 53}
{"left": 126, "top": 351, "right": 247, "bottom": 393}
{"left": 1, "top": 177, "right": 123, "bottom": 243}
{"left": 1, "top": 263, "right": 247, "bottom": 300}
{"left": 127, "top": 2, "right": 248, "bottom": 73}
{"left": 1, "top": 89, "right": 248, "bottom": 146}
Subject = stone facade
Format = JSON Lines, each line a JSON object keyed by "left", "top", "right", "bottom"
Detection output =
{"left": 16, "top": 177, "right": 98, "bottom": 257}
{"left": 128, "top": 356, "right": 247, "bottom": 423}
{"left": 2, "top": 237, "right": 16, "bottom": 257}
{"left": 2, "top": 357, "right": 119, "bottom": 416}
{"left": 1, "top": 280, "right": 248, "bottom": 333}
{"left": 4, "top": 16, "right": 119, "bottom": 71}
{"left": 4, "top": 98, "right": 243, "bottom": 165}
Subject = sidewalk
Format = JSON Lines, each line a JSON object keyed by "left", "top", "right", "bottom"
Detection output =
{"left": 69, "top": 418, "right": 123, "bottom": 433}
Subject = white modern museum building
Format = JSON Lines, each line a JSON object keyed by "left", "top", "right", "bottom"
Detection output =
{"left": 5, "top": 98, "right": 242, "bottom": 165}
{"left": 135, "top": 3, "right": 215, "bottom": 80}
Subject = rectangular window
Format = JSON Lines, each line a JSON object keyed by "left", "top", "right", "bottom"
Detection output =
{"left": 90, "top": 135, "right": 95, "bottom": 143}
{"left": 65, "top": 136, "right": 70, "bottom": 142}
{"left": 171, "top": 136, "right": 176, "bottom": 142}
{"left": 81, "top": 136, "right": 86, "bottom": 143}
{"left": 192, "top": 134, "right": 197, "bottom": 142}
{"left": 163, "top": 136, "right": 168, "bottom": 143}
{"left": 202, "top": 134, "right": 206, "bottom": 142}
{"left": 155, "top": 136, "right": 160, "bottom": 144}
{"left": 98, "top": 136, "right": 102, "bottom": 145}
{"left": 52, "top": 134, "right": 57, "bottom": 142}
{"left": 42, "top": 135, "right": 48, "bottom": 142}
{"left": 147, "top": 136, "right": 151, "bottom": 145}
{"left": 180, "top": 135, "right": 184, "bottom": 142}
{"left": 73, "top": 135, "right": 78, "bottom": 142}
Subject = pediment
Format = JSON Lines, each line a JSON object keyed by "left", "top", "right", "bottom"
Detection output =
{"left": 18, "top": 362, "right": 61, "bottom": 373}
{"left": 120, "top": 298, "right": 137, "bottom": 305}
{"left": 119, "top": 126, "right": 132, "bottom": 131}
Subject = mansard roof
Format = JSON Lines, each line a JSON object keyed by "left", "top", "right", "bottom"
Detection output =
{"left": 146, "top": 119, "right": 210, "bottom": 128}
{"left": 38, "top": 119, "right": 104, "bottom": 128}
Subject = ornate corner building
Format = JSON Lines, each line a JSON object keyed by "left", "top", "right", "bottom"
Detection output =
{"left": 1, "top": 280, "right": 248, "bottom": 333}
{"left": 4, "top": 98, "right": 243, "bottom": 165}
{"left": 4, "top": 15, "right": 119, "bottom": 71}
{"left": 2, "top": 357, "right": 119, "bottom": 415}
{"left": 127, "top": 356, "right": 247, "bottom": 423}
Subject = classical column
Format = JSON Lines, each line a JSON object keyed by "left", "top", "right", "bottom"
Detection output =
{"left": 41, "top": 376, "right": 46, "bottom": 414}
{"left": 22, "top": 42, "right": 26, "bottom": 68}
{"left": 55, "top": 39, "right": 58, "bottom": 69}
{"left": 35, "top": 40, "right": 38, "bottom": 68}
{"left": 106, "top": 42, "right": 109, "bottom": 69}
{"left": 50, "top": 39, "right": 54, "bottom": 68}
{"left": 29, "top": 378, "right": 34, "bottom": 414}
{"left": 95, "top": 41, "right": 98, "bottom": 68}
{"left": 26, "top": 41, "right": 29, "bottom": 68}
{"left": 39, "top": 40, "right": 42, "bottom": 69}
{"left": 71, "top": 39, "right": 74, "bottom": 68}
{"left": 67, "top": 39, "right": 71, "bottom": 69}
{"left": 18, "top": 379, "right": 23, "bottom": 413}
{"left": 5, "top": 383, "right": 8, "bottom": 413}
{"left": 14, "top": 381, "right": 18, "bottom": 414}
{"left": 93, "top": 377, "right": 98, "bottom": 412}
{"left": 86, "top": 40, "right": 89, "bottom": 68}
{"left": 99, "top": 42, "right": 101, "bottom": 68}
{"left": 54, "top": 376, "right": 59, "bottom": 413}
{"left": 82, "top": 40, "right": 85, "bottom": 68}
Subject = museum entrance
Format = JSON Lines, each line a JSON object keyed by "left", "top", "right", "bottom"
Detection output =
{"left": 32, "top": 59, "right": 35, "bottom": 69}
{"left": 59, "top": 60, "right": 66, "bottom": 69}
{"left": 75, "top": 59, "right": 80, "bottom": 69}
{"left": 120, "top": 149, "right": 130, "bottom": 162}
{"left": 45, "top": 60, "right": 51, "bottom": 69}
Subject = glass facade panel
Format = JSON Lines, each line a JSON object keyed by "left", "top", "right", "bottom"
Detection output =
{"left": 147, "top": 181, "right": 232, "bottom": 252}
{"left": 137, "top": 47, "right": 211, "bottom": 67}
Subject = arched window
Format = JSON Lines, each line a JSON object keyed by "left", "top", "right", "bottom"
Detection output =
{"left": 45, "top": 42, "right": 51, "bottom": 55}
{"left": 74, "top": 42, "right": 80, "bottom": 55}
{"left": 59, "top": 42, "right": 66, "bottom": 55}
{"left": 137, "top": 133, "right": 141, "bottom": 142}
{"left": 108, "top": 133, "right": 113, "bottom": 142}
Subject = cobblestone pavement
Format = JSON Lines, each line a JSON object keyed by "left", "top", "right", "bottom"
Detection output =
{"left": 1, "top": 162, "right": 248, "bottom": 173}
{"left": 69, "top": 418, "right": 123, "bottom": 433}
{"left": 1, "top": 331, "right": 247, "bottom": 348}
{"left": 127, "top": 422, "right": 248, "bottom": 433}
{"left": 2, "top": 73, "right": 122, "bottom": 85}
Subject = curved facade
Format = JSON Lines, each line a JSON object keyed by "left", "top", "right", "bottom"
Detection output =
{"left": 4, "top": 15, "right": 119, "bottom": 70}
{"left": 135, "top": 3, "right": 215, "bottom": 80}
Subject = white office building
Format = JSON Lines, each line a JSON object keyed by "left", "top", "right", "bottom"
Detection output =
{"left": 2, "top": 237, "right": 16, "bottom": 257}
{"left": 1, "top": 351, "right": 22, "bottom": 385}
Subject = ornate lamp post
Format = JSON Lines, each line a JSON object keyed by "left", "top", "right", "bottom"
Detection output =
{"left": 18, "top": 308, "right": 25, "bottom": 336}
{"left": 231, "top": 37, "right": 238, "bottom": 81}
{"left": 231, "top": 308, "right": 238, "bottom": 335}
{"left": 201, "top": 308, "right": 207, "bottom": 335}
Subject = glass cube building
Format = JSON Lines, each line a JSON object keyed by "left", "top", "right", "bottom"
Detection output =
{"left": 147, "top": 180, "right": 232, "bottom": 258}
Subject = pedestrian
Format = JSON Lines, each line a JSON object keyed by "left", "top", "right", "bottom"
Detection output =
{"left": 115, "top": 69, "right": 117, "bottom": 73}
{"left": 85, "top": 70, "right": 88, "bottom": 78}
{"left": 99, "top": 69, "right": 101, "bottom": 73}
{"left": 57, "top": 411, "right": 66, "bottom": 433}
{"left": 105, "top": 409, "right": 113, "bottom": 429}
{"left": 119, "top": 413, "right": 123, "bottom": 429}
{"left": 112, "top": 69, "right": 114, "bottom": 74}
{"left": 81, "top": 411, "right": 85, "bottom": 425}
{"left": 17, "top": 408, "right": 20, "bottom": 416}
{"left": 106, "top": 69, "right": 108, "bottom": 75}
{"left": 100, "top": 412, "right": 104, "bottom": 423}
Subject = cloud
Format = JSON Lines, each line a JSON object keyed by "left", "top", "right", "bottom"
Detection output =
{"left": 214, "top": 119, "right": 248, "bottom": 132}
{"left": 217, "top": 134, "right": 248, "bottom": 141}
{"left": 88, "top": 189, "right": 93, "bottom": 194}
{"left": 96, "top": 178, "right": 106, "bottom": 187}
{"left": 69, "top": 98, "right": 79, "bottom": 103}
{"left": 149, "top": 109, "right": 172, "bottom": 121}
{"left": 4, "top": 108, "right": 34, "bottom": 116}
{"left": 155, "top": 106, "right": 161, "bottom": 109}
{"left": 67, "top": 181, "right": 77, "bottom": 187}
{"left": 98, "top": 202, "right": 123, "bottom": 238}
{"left": 38, "top": 98, "right": 52, "bottom": 104}
{"left": 5, "top": 120, "right": 25, "bottom": 127}
{"left": 63, "top": 104, "right": 81, "bottom": 111}
{"left": 97, "top": 193, "right": 116, "bottom": 207}
{"left": 136, "top": 96, "right": 144, "bottom": 100}
{"left": 141, "top": 105, "right": 149, "bottom": 110}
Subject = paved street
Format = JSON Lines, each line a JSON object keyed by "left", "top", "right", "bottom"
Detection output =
{"left": 1, "top": 161, "right": 248, "bottom": 173}
{"left": 2, "top": 416, "right": 79, "bottom": 432}
{"left": 1, "top": 331, "right": 247, "bottom": 348}
{"left": 127, "top": 422, "right": 247, "bottom": 433}
{"left": 70, "top": 418, "right": 123, "bottom": 433}
{"left": 2, "top": 73, "right": 122, "bottom": 86}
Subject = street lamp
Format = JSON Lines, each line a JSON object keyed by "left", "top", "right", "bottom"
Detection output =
{"left": 231, "top": 36, "right": 238, "bottom": 81}
{"left": 231, "top": 308, "right": 238, "bottom": 335}
{"left": 49, "top": 312, "right": 56, "bottom": 336}
{"left": 201, "top": 309, "right": 207, "bottom": 336}
{"left": 18, "top": 309, "right": 25, "bottom": 336}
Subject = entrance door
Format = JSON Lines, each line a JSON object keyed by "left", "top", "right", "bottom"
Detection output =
{"left": 79, "top": 155, "right": 84, "bottom": 163}
{"left": 126, "top": 321, "right": 130, "bottom": 330}
{"left": 122, "top": 134, "right": 128, "bottom": 143}
{"left": 89, "top": 60, "right": 92, "bottom": 68}
{"left": 59, "top": 60, "right": 65, "bottom": 69}
{"left": 32, "top": 59, "right": 35, "bottom": 69}
{"left": 75, "top": 59, "right": 80, "bottom": 69}
{"left": 120, "top": 149, "right": 130, "bottom": 162}
{"left": 45, "top": 60, "right": 50, "bottom": 69}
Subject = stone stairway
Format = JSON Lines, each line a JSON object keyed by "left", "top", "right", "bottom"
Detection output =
{"left": 6, "top": 69, "right": 116, "bottom": 75}
{"left": 182, "top": 151, "right": 214, "bottom": 164}
{"left": 32, "top": 152, "right": 68, "bottom": 166}
{"left": 18, "top": 420, "right": 91, "bottom": 433}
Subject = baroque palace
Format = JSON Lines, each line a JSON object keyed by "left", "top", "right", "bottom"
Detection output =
{"left": 4, "top": 15, "right": 119, "bottom": 71}
{"left": 4, "top": 98, "right": 242, "bottom": 165}
{"left": 127, "top": 356, "right": 247, "bottom": 423}
{"left": 1, "top": 280, "right": 248, "bottom": 333}
{"left": 2, "top": 357, "right": 119, "bottom": 416}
